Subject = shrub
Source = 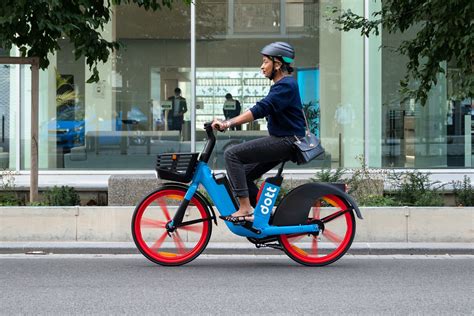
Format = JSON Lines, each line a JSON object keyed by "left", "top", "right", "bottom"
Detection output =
{"left": 198, "top": 188, "right": 214, "bottom": 206}
{"left": 0, "top": 169, "right": 22, "bottom": 206}
{"left": 312, "top": 167, "right": 346, "bottom": 183}
{"left": 27, "top": 201, "right": 49, "bottom": 206}
{"left": 361, "top": 194, "right": 398, "bottom": 207}
{"left": 345, "top": 156, "right": 388, "bottom": 206}
{"left": 43, "top": 186, "right": 81, "bottom": 206}
{"left": 311, "top": 158, "right": 396, "bottom": 206}
{"left": 310, "top": 157, "right": 451, "bottom": 207}
{"left": 388, "top": 171, "right": 445, "bottom": 206}
{"left": 0, "top": 193, "right": 23, "bottom": 206}
{"left": 452, "top": 176, "right": 474, "bottom": 206}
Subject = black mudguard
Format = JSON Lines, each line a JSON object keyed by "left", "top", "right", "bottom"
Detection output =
{"left": 272, "top": 183, "right": 363, "bottom": 226}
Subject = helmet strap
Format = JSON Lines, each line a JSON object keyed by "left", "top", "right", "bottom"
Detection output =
{"left": 268, "top": 56, "right": 276, "bottom": 81}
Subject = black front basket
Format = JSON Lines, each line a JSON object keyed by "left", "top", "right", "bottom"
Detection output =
{"left": 156, "top": 153, "right": 199, "bottom": 183}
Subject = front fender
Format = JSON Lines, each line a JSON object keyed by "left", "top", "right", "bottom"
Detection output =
{"left": 272, "top": 183, "right": 363, "bottom": 226}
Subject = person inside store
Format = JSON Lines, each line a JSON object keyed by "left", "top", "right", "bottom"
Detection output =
{"left": 223, "top": 93, "right": 242, "bottom": 131}
{"left": 212, "top": 42, "right": 305, "bottom": 224}
{"left": 167, "top": 87, "right": 187, "bottom": 132}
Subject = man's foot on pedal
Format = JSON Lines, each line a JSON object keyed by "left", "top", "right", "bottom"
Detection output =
{"left": 219, "top": 212, "right": 254, "bottom": 224}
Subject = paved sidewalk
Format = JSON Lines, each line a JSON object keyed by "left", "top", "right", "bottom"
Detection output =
{"left": 0, "top": 242, "right": 472, "bottom": 255}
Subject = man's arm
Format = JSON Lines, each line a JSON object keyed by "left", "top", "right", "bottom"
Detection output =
{"left": 181, "top": 98, "right": 187, "bottom": 114}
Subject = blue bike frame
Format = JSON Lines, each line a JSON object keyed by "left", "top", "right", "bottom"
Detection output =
{"left": 182, "top": 161, "right": 319, "bottom": 239}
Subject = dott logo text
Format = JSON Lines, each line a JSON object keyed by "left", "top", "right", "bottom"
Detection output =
{"left": 260, "top": 186, "right": 278, "bottom": 215}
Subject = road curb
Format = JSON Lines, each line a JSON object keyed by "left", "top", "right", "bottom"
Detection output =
{"left": 0, "top": 242, "right": 472, "bottom": 255}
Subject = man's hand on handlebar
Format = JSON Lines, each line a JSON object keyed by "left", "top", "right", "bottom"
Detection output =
{"left": 211, "top": 118, "right": 231, "bottom": 132}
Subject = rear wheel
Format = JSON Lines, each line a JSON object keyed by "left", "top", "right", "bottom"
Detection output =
{"left": 132, "top": 186, "right": 212, "bottom": 266}
{"left": 278, "top": 194, "right": 355, "bottom": 266}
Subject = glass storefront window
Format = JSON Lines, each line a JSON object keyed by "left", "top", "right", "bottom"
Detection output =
{"left": 197, "top": 0, "right": 330, "bottom": 170}
{"left": 45, "top": 2, "right": 192, "bottom": 170}
{"left": 6, "top": 0, "right": 470, "bottom": 172}
{"left": 0, "top": 63, "right": 21, "bottom": 170}
{"left": 234, "top": 0, "right": 281, "bottom": 34}
{"left": 319, "top": 0, "right": 364, "bottom": 169}
{"left": 196, "top": 68, "right": 271, "bottom": 128}
{"left": 377, "top": 23, "right": 473, "bottom": 169}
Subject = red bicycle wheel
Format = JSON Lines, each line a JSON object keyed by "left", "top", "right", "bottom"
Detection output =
{"left": 278, "top": 194, "right": 355, "bottom": 266}
{"left": 132, "top": 186, "right": 212, "bottom": 266}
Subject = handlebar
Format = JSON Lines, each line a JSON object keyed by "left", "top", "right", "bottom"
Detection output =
{"left": 199, "top": 122, "right": 216, "bottom": 163}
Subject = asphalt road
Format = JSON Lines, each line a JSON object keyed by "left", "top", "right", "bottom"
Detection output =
{"left": 1, "top": 254, "right": 472, "bottom": 315}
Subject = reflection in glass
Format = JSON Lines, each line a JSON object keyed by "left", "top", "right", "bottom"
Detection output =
{"left": 381, "top": 28, "right": 473, "bottom": 168}
{"left": 53, "top": 3, "right": 192, "bottom": 170}
{"left": 0, "top": 64, "right": 17, "bottom": 170}
{"left": 234, "top": 0, "right": 281, "bottom": 34}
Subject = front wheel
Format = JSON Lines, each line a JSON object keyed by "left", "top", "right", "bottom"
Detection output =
{"left": 132, "top": 186, "right": 212, "bottom": 266}
{"left": 278, "top": 194, "right": 356, "bottom": 266}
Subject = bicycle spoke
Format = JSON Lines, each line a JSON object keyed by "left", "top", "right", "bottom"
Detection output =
{"left": 323, "top": 228, "right": 342, "bottom": 245}
{"left": 291, "top": 244, "right": 307, "bottom": 256}
{"left": 150, "top": 231, "right": 168, "bottom": 252}
{"left": 141, "top": 217, "right": 167, "bottom": 228}
{"left": 157, "top": 198, "right": 171, "bottom": 221}
{"left": 321, "top": 210, "right": 348, "bottom": 224}
{"left": 312, "top": 201, "right": 321, "bottom": 219}
{"left": 311, "top": 237, "right": 318, "bottom": 256}
{"left": 172, "top": 231, "right": 186, "bottom": 254}
{"left": 288, "top": 233, "right": 306, "bottom": 243}
{"left": 179, "top": 224, "right": 202, "bottom": 233}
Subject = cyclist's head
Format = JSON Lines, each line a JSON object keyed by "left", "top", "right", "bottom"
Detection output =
{"left": 225, "top": 93, "right": 232, "bottom": 100}
{"left": 260, "top": 42, "right": 295, "bottom": 80}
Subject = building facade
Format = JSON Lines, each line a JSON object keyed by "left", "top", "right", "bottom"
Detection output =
{"left": 0, "top": 0, "right": 472, "bottom": 186}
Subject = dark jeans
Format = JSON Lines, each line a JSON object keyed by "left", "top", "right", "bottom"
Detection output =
{"left": 224, "top": 135, "right": 295, "bottom": 207}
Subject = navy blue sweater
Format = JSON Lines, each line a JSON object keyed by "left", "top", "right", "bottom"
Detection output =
{"left": 249, "top": 76, "right": 306, "bottom": 137}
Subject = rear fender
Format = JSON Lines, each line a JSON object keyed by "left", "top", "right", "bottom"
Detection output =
{"left": 272, "top": 183, "right": 362, "bottom": 226}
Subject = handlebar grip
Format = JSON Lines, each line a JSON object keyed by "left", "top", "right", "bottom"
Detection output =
{"left": 204, "top": 121, "right": 227, "bottom": 133}
{"left": 203, "top": 122, "right": 215, "bottom": 137}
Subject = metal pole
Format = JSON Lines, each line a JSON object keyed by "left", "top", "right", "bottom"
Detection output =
{"left": 30, "top": 58, "right": 39, "bottom": 202}
{"left": 363, "top": 0, "right": 370, "bottom": 167}
{"left": 190, "top": 0, "right": 196, "bottom": 152}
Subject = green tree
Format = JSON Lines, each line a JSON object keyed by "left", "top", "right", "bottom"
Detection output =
{"left": 0, "top": 0, "right": 190, "bottom": 83}
{"left": 331, "top": 0, "right": 473, "bottom": 105}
